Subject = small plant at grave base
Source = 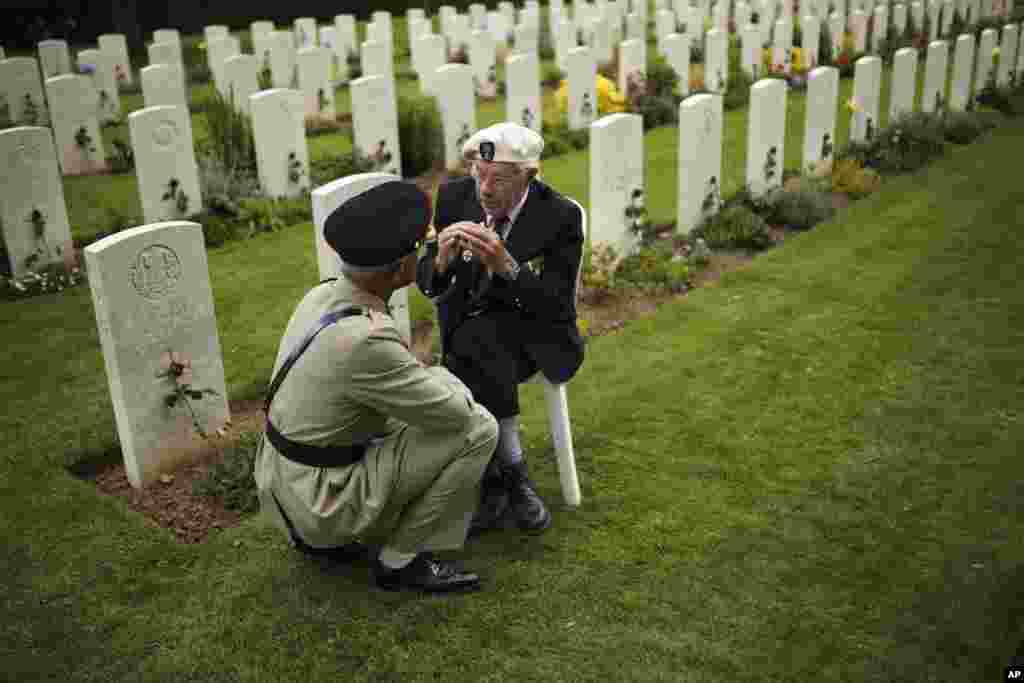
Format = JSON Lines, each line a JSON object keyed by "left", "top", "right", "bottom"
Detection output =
{"left": 346, "top": 50, "right": 362, "bottom": 80}
{"left": 616, "top": 241, "right": 691, "bottom": 294}
{"left": 830, "top": 157, "right": 882, "bottom": 198}
{"left": 161, "top": 177, "right": 190, "bottom": 217}
{"left": 192, "top": 431, "right": 261, "bottom": 514}
{"left": 397, "top": 93, "right": 444, "bottom": 178}
{"left": 21, "top": 94, "right": 40, "bottom": 126}
{"left": 764, "top": 184, "right": 837, "bottom": 231}
{"left": 842, "top": 111, "right": 949, "bottom": 174}
{"left": 723, "top": 68, "right": 753, "bottom": 111}
{"left": 157, "top": 350, "right": 221, "bottom": 439}
{"left": 287, "top": 151, "right": 305, "bottom": 185}
{"left": 941, "top": 109, "right": 998, "bottom": 144}
{"left": 1, "top": 260, "right": 84, "bottom": 299}
{"left": 582, "top": 241, "right": 623, "bottom": 298}
{"left": 690, "top": 204, "right": 773, "bottom": 251}
{"left": 106, "top": 137, "right": 134, "bottom": 173}
{"left": 74, "top": 125, "right": 96, "bottom": 160}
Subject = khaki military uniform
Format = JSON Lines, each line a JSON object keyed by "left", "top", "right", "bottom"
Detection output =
{"left": 254, "top": 276, "right": 499, "bottom": 552}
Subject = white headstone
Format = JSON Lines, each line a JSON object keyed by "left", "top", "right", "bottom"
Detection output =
{"left": 747, "top": 79, "right": 788, "bottom": 196}
{"left": 470, "top": 3, "right": 488, "bottom": 29}
{"left": 129, "top": 105, "right": 202, "bottom": 224}
{"left": 618, "top": 38, "right": 647, "bottom": 98}
{"left": 910, "top": 1, "right": 926, "bottom": 36}
{"left": 141, "top": 63, "right": 188, "bottom": 110}
{"left": 249, "top": 89, "right": 310, "bottom": 198}
{"left": 350, "top": 75, "right": 402, "bottom": 176}
{"left": 334, "top": 15, "right": 358, "bottom": 63}
{"left": 773, "top": 18, "right": 795, "bottom": 73}
{"left": 148, "top": 41, "right": 184, "bottom": 85}
{"left": 664, "top": 33, "right": 692, "bottom": 94}
{"left": 38, "top": 39, "right": 72, "bottom": 79}
{"left": 222, "top": 54, "right": 259, "bottom": 116}
{"left": 996, "top": 23, "right": 1019, "bottom": 87}
{"left": 736, "top": 2, "right": 752, "bottom": 30}
{"left": 590, "top": 113, "right": 644, "bottom": 258}
{"left": 0, "top": 126, "right": 74, "bottom": 279}
{"left": 513, "top": 23, "right": 540, "bottom": 55}
{"left": 742, "top": 24, "right": 762, "bottom": 78}
{"left": 555, "top": 19, "right": 577, "bottom": 70}
{"left": 656, "top": 9, "right": 677, "bottom": 54}
{"left": 1, "top": 57, "right": 49, "bottom": 126}
{"left": 84, "top": 220, "right": 230, "bottom": 489}
{"left": 372, "top": 10, "right": 395, "bottom": 58}
{"left": 416, "top": 34, "right": 447, "bottom": 94}
{"left": 294, "top": 17, "right": 318, "bottom": 49}
{"left": 893, "top": 3, "right": 909, "bottom": 35}
{"left": 251, "top": 21, "right": 275, "bottom": 39}
{"left": 567, "top": 46, "right": 598, "bottom": 130}
{"left": 469, "top": 30, "right": 498, "bottom": 97}
{"left": 297, "top": 46, "right": 335, "bottom": 118}
{"left": 361, "top": 40, "right": 393, "bottom": 82}
{"left": 319, "top": 26, "right": 346, "bottom": 86}
{"left": 1017, "top": 20, "right": 1024, "bottom": 83}
{"left": 828, "top": 13, "right": 846, "bottom": 60}
{"left": 890, "top": 47, "right": 919, "bottom": 119}
{"left": 949, "top": 34, "right": 975, "bottom": 110}
{"left": 803, "top": 66, "right": 839, "bottom": 171}
{"left": 434, "top": 64, "right": 476, "bottom": 169}
{"left": 802, "top": 15, "right": 822, "bottom": 70}
{"left": 850, "top": 56, "right": 882, "bottom": 143}
{"left": 98, "top": 34, "right": 133, "bottom": 87}
{"left": 206, "top": 36, "right": 241, "bottom": 98}
{"left": 677, "top": 94, "right": 724, "bottom": 234}
{"left": 153, "top": 29, "right": 182, "bottom": 49}
{"left": 922, "top": 40, "right": 949, "bottom": 111}
{"left": 489, "top": 10, "right": 511, "bottom": 46}
{"left": 45, "top": 74, "right": 106, "bottom": 176}
{"left": 626, "top": 12, "right": 645, "bottom": 40}
{"left": 871, "top": 5, "right": 889, "bottom": 53}
{"left": 588, "top": 16, "right": 614, "bottom": 64}
{"left": 204, "top": 25, "right": 229, "bottom": 43}
{"left": 77, "top": 48, "right": 121, "bottom": 124}
{"left": 268, "top": 31, "right": 298, "bottom": 89}
{"left": 850, "top": 10, "right": 869, "bottom": 51}
{"left": 507, "top": 52, "right": 542, "bottom": 132}
{"left": 706, "top": 29, "right": 729, "bottom": 92}
{"left": 941, "top": 0, "right": 955, "bottom": 35}
{"left": 975, "top": 27, "right": 998, "bottom": 93}
{"left": 927, "top": 0, "right": 941, "bottom": 40}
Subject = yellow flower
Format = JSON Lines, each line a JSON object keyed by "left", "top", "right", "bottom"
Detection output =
{"left": 556, "top": 75, "right": 627, "bottom": 115}
{"left": 792, "top": 47, "right": 804, "bottom": 70}
{"left": 846, "top": 97, "right": 863, "bottom": 112}
{"left": 198, "top": 41, "right": 207, "bottom": 50}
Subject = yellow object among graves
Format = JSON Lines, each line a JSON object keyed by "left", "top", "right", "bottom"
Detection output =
{"left": 556, "top": 74, "right": 628, "bottom": 116}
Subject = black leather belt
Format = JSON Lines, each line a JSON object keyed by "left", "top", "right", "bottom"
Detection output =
{"left": 264, "top": 418, "right": 368, "bottom": 468}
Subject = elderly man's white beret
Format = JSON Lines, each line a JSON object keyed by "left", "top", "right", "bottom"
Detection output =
{"left": 461, "top": 121, "right": 544, "bottom": 164}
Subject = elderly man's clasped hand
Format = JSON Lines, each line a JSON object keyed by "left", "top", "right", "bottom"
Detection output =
{"left": 435, "top": 221, "right": 513, "bottom": 276}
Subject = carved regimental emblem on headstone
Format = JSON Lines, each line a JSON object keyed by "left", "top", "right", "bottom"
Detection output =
{"left": 129, "top": 244, "right": 182, "bottom": 300}
{"left": 152, "top": 119, "right": 179, "bottom": 148}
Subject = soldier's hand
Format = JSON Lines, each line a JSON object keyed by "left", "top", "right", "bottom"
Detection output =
{"left": 435, "top": 222, "right": 482, "bottom": 274}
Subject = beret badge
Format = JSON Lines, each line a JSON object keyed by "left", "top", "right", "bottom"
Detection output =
{"left": 479, "top": 140, "right": 495, "bottom": 161}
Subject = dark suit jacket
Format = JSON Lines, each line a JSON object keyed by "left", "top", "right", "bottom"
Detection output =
{"left": 416, "top": 175, "right": 585, "bottom": 385}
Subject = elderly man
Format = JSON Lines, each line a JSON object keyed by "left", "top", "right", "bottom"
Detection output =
{"left": 254, "top": 181, "right": 499, "bottom": 594}
{"left": 417, "top": 122, "right": 585, "bottom": 535}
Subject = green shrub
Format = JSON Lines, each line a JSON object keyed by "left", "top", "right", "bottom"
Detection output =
{"left": 723, "top": 68, "right": 753, "bottom": 111}
{"left": 397, "top": 93, "right": 445, "bottom": 178}
{"left": 105, "top": 137, "right": 135, "bottom": 174}
{"left": 840, "top": 111, "right": 948, "bottom": 174}
{"left": 941, "top": 110, "right": 998, "bottom": 144}
{"left": 197, "top": 87, "right": 259, "bottom": 179}
{"left": 192, "top": 432, "right": 261, "bottom": 514}
{"left": 183, "top": 40, "right": 211, "bottom": 84}
{"left": 691, "top": 205, "right": 773, "bottom": 251}
{"left": 765, "top": 186, "right": 836, "bottom": 230}
{"left": 629, "top": 60, "right": 681, "bottom": 129}
{"left": 830, "top": 158, "right": 882, "bottom": 198}
{"left": 309, "top": 150, "right": 377, "bottom": 187}
{"left": 615, "top": 241, "right": 690, "bottom": 293}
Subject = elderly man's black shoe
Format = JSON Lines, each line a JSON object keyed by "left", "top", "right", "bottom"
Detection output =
{"left": 500, "top": 459, "right": 552, "bottom": 534}
{"left": 469, "top": 460, "right": 510, "bottom": 536}
{"left": 374, "top": 554, "right": 481, "bottom": 593}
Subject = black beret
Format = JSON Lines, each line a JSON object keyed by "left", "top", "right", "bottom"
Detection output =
{"left": 323, "top": 181, "right": 431, "bottom": 267}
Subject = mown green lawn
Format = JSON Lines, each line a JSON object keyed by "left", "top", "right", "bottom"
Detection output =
{"left": 3, "top": 83, "right": 1024, "bottom": 683}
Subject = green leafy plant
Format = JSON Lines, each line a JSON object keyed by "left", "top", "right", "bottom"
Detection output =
{"left": 615, "top": 241, "right": 690, "bottom": 293}
{"left": 840, "top": 111, "right": 948, "bottom": 174}
{"left": 764, "top": 186, "right": 836, "bottom": 230}
{"left": 258, "top": 50, "right": 273, "bottom": 90}
{"left": 157, "top": 350, "right": 221, "bottom": 439}
{"left": 192, "top": 431, "right": 261, "bottom": 513}
{"left": 1, "top": 261, "right": 83, "bottom": 299}
{"left": 309, "top": 150, "right": 377, "bottom": 187}
{"left": 198, "top": 87, "right": 258, "bottom": 179}
{"left": 346, "top": 49, "right": 362, "bottom": 80}
{"left": 541, "top": 63, "right": 565, "bottom": 87}
{"left": 397, "top": 92, "right": 445, "bottom": 178}
{"left": 941, "top": 109, "right": 998, "bottom": 144}
{"left": 628, "top": 59, "right": 680, "bottom": 129}
{"left": 106, "top": 137, "right": 134, "bottom": 173}
{"left": 582, "top": 241, "right": 623, "bottom": 298}
{"left": 690, "top": 205, "right": 773, "bottom": 251}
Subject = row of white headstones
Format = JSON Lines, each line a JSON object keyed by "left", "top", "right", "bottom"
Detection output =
{"left": 2, "top": 10, "right": 1020, "bottom": 282}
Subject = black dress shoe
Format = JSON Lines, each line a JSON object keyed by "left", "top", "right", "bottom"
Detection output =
{"left": 374, "top": 553, "right": 482, "bottom": 593}
{"left": 500, "top": 459, "right": 552, "bottom": 534}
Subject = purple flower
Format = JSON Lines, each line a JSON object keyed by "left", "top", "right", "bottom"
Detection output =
{"left": 78, "top": 63, "right": 96, "bottom": 75}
